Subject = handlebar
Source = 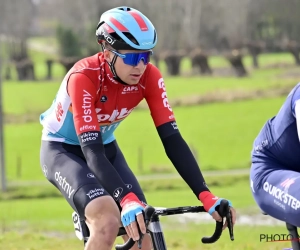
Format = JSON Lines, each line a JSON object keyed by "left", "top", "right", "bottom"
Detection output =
{"left": 115, "top": 199, "right": 234, "bottom": 250}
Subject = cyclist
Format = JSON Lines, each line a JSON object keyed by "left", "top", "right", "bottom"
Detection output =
{"left": 250, "top": 82, "right": 300, "bottom": 227}
{"left": 39, "top": 6, "right": 236, "bottom": 250}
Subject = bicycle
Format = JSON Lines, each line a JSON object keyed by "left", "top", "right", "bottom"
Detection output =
{"left": 72, "top": 199, "right": 234, "bottom": 250}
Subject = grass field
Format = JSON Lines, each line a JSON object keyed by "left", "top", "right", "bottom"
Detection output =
{"left": 1, "top": 181, "right": 253, "bottom": 231}
{"left": 0, "top": 178, "right": 293, "bottom": 250}
{"left": 3, "top": 53, "right": 298, "bottom": 179}
{"left": 4, "top": 96, "right": 286, "bottom": 180}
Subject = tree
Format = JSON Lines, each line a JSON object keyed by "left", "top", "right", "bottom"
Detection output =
{"left": 0, "top": 0, "right": 35, "bottom": 80}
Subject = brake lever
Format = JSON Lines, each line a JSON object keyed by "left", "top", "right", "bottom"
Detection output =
{"left": 226, "top": 208, "right": 234, "bottom": 241}
{"left": 137, "top": 223, "right": 144, "bottom": 249}
{"left": 202, "top": 199, "right": 234, "bottom": 244}
{"left": 218, "top": 200, "right": 234, "bottom": 241}
{"left": 136, "top": 207, "right": 155, "bottom": 249}
{"left": 136, "top": 206, "right": 156, "bottom": 248}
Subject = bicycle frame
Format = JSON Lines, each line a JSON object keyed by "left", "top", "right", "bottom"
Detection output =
{"left": 72, "top": 200, "right": 234, "bottom": 250}
{"left": 116, "top": 207, "right": 167, "bottom": 250}
{"left": 286, "top": 222, "right": 300, "bottom": 250}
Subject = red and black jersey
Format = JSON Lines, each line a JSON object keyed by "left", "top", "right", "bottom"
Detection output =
{"left": 40, "top": 52, "right": 176, "bottom": 144}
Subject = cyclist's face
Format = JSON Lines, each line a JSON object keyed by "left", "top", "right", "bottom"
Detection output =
{"left": 106, "top": 49, "right": 148, "bottom": 85}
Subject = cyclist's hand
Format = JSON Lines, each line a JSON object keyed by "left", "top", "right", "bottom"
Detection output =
{"left": 120, "top": 192, "right": 146, "bottom": 241}
{"left": 199, "top": 191, "right": 236, "bottom": 230}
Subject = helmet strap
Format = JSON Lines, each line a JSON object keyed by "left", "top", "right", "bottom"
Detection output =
{"left": 102, "top": 43, "right": 129, "bottom": 85}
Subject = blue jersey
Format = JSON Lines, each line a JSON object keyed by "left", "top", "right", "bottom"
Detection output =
{"left": 252, "top": 82, "right": 300, "bottom": 169}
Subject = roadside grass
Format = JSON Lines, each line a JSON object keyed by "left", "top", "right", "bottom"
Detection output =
{"left": 4, "top": 97, "right": 285, "bottom": 180}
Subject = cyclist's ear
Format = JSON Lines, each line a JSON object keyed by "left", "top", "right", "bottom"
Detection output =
{"left": 102, "top": 42, "right": 113, "bottom": 63}
{"left": 103, "top": 49, "right": 112, "bottom": 63}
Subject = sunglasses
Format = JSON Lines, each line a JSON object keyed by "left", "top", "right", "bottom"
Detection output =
{"left": 107, "top": 49, "right": 153, "bottom": 66}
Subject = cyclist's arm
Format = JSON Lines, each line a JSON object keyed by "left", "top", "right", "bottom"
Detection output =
{"left": 67, "top": 73, "right": 131, "bottom": 203}
{"left": 144, "top": 65, "right": 210, "bottom": 198}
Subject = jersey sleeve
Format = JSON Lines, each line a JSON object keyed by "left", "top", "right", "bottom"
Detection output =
{"left": 144, "top": 66, "right": 209, "bottom": 199}
{"left": 67, "top": 73, "right": 100, "bottom": 137}
{"left": 144, "top": 65, "right": 176, "bottom": 127}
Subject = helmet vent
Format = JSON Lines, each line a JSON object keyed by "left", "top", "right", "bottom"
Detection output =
{"left": 122, "top": 32, "right": 139, "bottom": 45}
{"left": 109, "top": 31, "right": 139, "bottom": 46}
{"left": 118, "top": 7, "right": 132, "bottom": 11}
{"left": 110, "top": 32, "right": 122, "bottom": 41}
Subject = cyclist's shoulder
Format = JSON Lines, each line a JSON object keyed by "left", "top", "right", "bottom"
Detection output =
{"left": 73, "top": 52, "right": 104, "bottom": 72}
{"left": 67, "top": 52, "right": 104, "bottom": 86}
